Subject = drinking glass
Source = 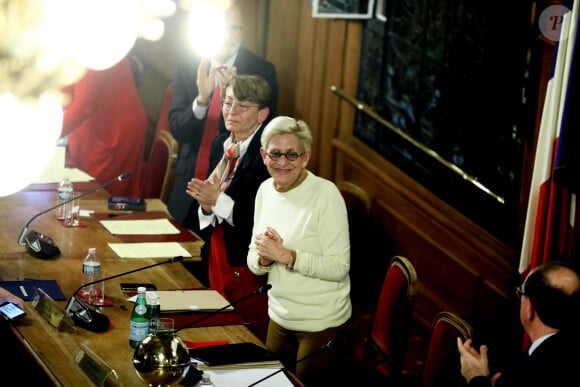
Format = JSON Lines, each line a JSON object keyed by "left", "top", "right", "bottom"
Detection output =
{"left": 64, "top": 193, "right": 81, "bottom": 227}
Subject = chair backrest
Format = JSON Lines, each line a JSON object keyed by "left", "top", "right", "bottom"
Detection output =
{"left": 140, "top": 130, "right": 178, "bottom": 203}
{"left": 337, "top": 181, "right": 380, "bottom": 304}
{"left": 368, "top": 255, "right": 418, "bottom": 379}
{"left": 337, "top": 180, "right": 371, "bottom": 214}
{"left": 154, "top": 83, "right": 174, "bottom": 137}
{"left": 419, "top": 311, "right": 474, "bottom": 387}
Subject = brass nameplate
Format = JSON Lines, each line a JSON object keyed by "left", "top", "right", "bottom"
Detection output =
{"left": 31, "top": 288, "right": 75, "bottom": 332}
{"left": 74, "top": 344, "right": 122, "bottom": 386}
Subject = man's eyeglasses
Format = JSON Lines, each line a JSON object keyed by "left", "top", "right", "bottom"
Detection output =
{"left": 266, "top": 151, "right": 305, "bottom": 162}
{"left": 515, "top": 286, "right": 526, "bottom": 298}
{"left": 222, "top": 100, "right": 257, "bottom": 113}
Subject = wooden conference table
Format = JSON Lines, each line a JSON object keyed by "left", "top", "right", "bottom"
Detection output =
{"left": 0, "top": 186, "right": 264, "bottom": 386}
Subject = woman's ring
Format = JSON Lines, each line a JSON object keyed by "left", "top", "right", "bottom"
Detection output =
{"left": 196, "top": 191, "right": 200, "bottom": 197}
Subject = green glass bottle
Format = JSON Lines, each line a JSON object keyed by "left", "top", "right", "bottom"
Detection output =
{"left": 129, "top": 286, "right": 150, "bottom": 348}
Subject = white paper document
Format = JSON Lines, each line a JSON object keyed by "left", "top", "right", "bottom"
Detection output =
{"left": 201, "top": 367, "right": 294, "bottom": 387}
{"left": 108, "top": 242, "right": 191, "bottom": 258}
{"left": 100, "top": 218, "right": 180, "bottom": 235}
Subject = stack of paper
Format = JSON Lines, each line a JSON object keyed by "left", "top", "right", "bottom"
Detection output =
{"left": 94, "top": 212, "right": 204, "bottom": 258}
{"left": 200, "top": 368, "right": 294, "bottom": 387}
{"left": 107, "top": 242, "right": 192, "bottom": 259}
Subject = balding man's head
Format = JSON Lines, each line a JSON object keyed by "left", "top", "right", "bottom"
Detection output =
{"left": 522, "top": 261, "right": 580, "bottom": 330}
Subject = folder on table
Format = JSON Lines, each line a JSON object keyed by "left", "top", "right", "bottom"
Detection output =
{"left": 189, "top": 342, "right": 282, "bottom": 370}
{"left": 0, "top": 279, "right": 66, "bottom": 301}
{"left": 147, "top": 289, "right": 234, "bottom": 312}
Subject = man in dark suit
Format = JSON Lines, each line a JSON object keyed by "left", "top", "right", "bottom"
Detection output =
{"left": 457, "top": 260, "right": 580, "bottom": 387}
{"left": 167, "top": 1, "right": 278, "bottom": 236}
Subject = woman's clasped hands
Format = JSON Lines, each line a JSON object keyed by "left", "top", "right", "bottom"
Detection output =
{"left": 186, "top": 178, "right": 220, "bottom": 213}
{"left": 255, "top": 227, "right": 290, "bottom": 266}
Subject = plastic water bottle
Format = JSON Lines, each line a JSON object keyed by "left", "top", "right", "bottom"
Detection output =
{"left": 80, "top": 248, "right": 100, "bottom": 298}
{"left": 56, "top": 177, "right": 73, "bottom": 219}
{"left": 129, "top": 286, "right": 150, "bottom": 348}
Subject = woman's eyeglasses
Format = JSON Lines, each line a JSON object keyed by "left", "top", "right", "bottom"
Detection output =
{"left": 222, "top": 100, "right": 257, "bottom": 113}
{"left": 266, "top": 151, "right": 305, "bottom": 162}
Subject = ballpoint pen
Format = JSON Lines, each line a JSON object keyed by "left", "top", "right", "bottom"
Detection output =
{"left": 107, "top": 211, "right": 134, "bottom": 218}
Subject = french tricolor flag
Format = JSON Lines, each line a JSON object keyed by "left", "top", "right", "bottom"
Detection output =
{"left": 519, "top": 2, "right": 578, "bottom": 276}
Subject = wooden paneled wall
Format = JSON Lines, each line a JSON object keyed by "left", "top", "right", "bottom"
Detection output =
{"left": 134, "top": 0, "right": 524, "bottom": 339}
{"left": 262, "top": 1, "right": 522, "bottom": 340}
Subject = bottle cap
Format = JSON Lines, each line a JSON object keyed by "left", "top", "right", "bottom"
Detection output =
{"left": 88, "top": 247, "right": 96, "bottom": 253}
{"left": 137, "top": 286, "right": 146, "bottom": 292}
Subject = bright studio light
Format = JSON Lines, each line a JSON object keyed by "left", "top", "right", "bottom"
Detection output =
{"left": 0, "top": 93, "right": 63, "bottom": 197}
{"left": 0, "top": 0, "right": 175, "bottom": 197}
{"left": 187, "top": 2, "right": 227, "bottom": 58}
{"left": 40, "top": 0, "right": 141, "bottom": 71}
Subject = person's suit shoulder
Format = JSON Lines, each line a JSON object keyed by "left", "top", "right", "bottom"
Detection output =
{"left": 235, "top": 47, "right": 275, "bottom": 70}
{"left": 526, "top": 331, "right": 580, "bottom": 385}
{"left": 174, "top": 55, "right": 202, "bottom": 75}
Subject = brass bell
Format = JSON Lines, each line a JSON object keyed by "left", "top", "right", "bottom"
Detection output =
{"left": 133, "top": 332, "right": 191, "bottom": 386}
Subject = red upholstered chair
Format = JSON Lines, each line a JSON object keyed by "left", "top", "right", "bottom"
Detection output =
{"left": 418, "top": 311, "right": 473, "bottom": 387}
{"left": 140, "top": 130, "right": 178, "bottom": 203}
{"left": 370, "top": 256, "right": 418, "bottom": 377}
{"left": 338, "top": 181, "right": 395, "bottom": 303}
{"left": 352, "top": 255, "right": 418, "bottom": 384}
{"left": 337, "top": 181, "right": 371, "bottom": 215}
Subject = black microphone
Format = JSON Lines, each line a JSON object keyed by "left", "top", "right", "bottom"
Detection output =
{"left": 247, "top": 339, "right": 335, "bottom": 386}
{"left": 17, "top": 173, "right": 130, "bottom": 259}
{"left": 65, "top": 255, "right": 184, "bottom": 333}
{"left": 175, "top": 284, "right": 272, "bottom": 333}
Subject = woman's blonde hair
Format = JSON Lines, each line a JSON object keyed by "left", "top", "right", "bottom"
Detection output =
{"left": 260, "top": 116, "right": 312, "bottom": 152}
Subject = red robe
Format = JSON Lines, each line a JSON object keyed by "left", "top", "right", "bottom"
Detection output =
{"left": 61, "top": 57, "right": 147, "bottom": 197}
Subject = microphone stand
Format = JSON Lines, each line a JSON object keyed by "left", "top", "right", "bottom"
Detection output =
{"left": 18, "top": 172, "right": 130, "bottom": 258}
{"left": 65, "top": 256, "right": 184, "bottom": 333}
{"left": 175, "top": 284, "right": 272, "bottom": 333}
{"left": 247, "top": 340, "right": 335, "bottom": 386}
